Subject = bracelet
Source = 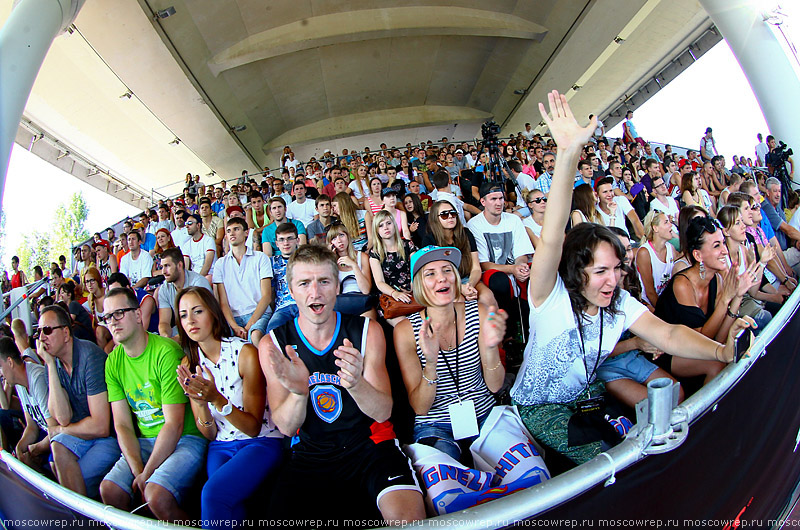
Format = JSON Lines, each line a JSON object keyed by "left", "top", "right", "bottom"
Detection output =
{"left": 781, "top": 277, "right": 790, "bottom": 285}
{"left": 486, "top": 360, "right": 503, "bottom": 371}
{"left": 197, "top": 417, "right": 213, "bottom": 427}
{"left": 726, "top": 307, "right": 741, "bottom": 319}
{"left": 422, "top": 372, "right": 438, "bottom": 385}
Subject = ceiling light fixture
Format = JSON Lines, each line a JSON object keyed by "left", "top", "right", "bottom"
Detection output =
{"left": 156, "top": 6, "right": 177, "bottom": 19}
{"left": 169, "top": 138, "right": 181, "bottom": 146}
{"left": 119, "top": 91, "right": 133, "bottom": 99}
{"left": 513, "top": 89, "right": 527, "bottom": 95}
{"left": 231, "top": 125, "right": 247, "bottom": 133}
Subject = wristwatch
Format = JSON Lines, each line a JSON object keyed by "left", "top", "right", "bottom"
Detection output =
{"left": 217, "top": 400, "right": 233, "bottom": 417}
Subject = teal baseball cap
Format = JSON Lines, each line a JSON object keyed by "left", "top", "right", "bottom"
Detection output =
{"left": 410, "top": 246, "right": 462, "bottom": 279}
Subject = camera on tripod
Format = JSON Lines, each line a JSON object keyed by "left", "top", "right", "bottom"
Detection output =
{"left": 773, "top": 141, "right": 793, "bottom": 164}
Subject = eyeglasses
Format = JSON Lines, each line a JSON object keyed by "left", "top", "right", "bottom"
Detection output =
{"left": 529, "top": 197, "right": 548, "bottom": 204}
{"left": 276, "top": 236, "right": 297, "bottom": 244}
{"left": 84, "top": 278, "right": 98, "bottom": 285}
{"left": 438, "top": 210, "right": 458, "bottom": 220}
{"left": 39, "top": 325, "right": 67, "bottom": 336}
{"left": 101, "top": 307, "right": 138, "bottom": 324}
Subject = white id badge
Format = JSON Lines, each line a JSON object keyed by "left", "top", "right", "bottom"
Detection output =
{"left": 449, "top": 399, "right": 479, "bottom": 439}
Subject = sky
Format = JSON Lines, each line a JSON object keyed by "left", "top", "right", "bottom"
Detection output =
{"left": 0, "top": 2, "right": 798, "bottom": 271}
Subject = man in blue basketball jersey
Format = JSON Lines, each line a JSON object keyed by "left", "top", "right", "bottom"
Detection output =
{"left": 260, "top": 245, "right": 424, "bottom": 523}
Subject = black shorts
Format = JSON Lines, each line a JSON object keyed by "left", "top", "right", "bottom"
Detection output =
{"left": 268, "top": 439, "right": 421, "bottom": 520}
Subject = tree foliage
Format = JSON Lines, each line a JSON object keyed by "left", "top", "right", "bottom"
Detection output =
{"left": 16, "top": 231, "right": 51, "bottom": 274}
{"left": 50, "top": 192, "right": 90, "bottom": 263}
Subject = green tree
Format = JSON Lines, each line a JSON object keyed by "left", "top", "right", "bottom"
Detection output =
{"left": 50, "top": 192, "right": 90, "bottom": 263}
{"left": 16, "top": 231, "right": 51, "bottom": 274}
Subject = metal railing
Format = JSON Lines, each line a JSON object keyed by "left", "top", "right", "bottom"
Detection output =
{"left": 0, "top": 276, "right": 49, "bottom": 319}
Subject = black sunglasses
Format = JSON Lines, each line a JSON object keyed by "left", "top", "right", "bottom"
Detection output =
{"left": 38, "top": 324, "right": 68, "bottom": 336}
{"left": 438, "top": 210, "right": 458, "bottom": 220}
{"left": 529, "top": 197, "right": 548, "bottom": 204}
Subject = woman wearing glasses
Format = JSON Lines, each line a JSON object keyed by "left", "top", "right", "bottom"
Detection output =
{"left": 523, "top": 189, "right": 547, "bottom": 249}
{"left": 175, "top": 287, "right": 282, "bottom": 528}
{"left": 510, "top": 91, "right": 754, "bottom": 466}
{"left": 83, "top": 266, "right": 114, "bottom": 353}
{"left": 422, "top": 200, "right": 495, "bottom": 307}
{"left": 654, "top": 215, "right": 759, "bottom": 383}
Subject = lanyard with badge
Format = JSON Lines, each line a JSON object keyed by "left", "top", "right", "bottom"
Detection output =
{"left": 575, "top": 309, "right": 604, "bottom": 415}
{"left": 430, "top": 307, "right": 480, "bottom": 439}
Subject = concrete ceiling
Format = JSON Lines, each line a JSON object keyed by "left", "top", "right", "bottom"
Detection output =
{"left": 4, "top": 0, "right": 713, "bottom": 202}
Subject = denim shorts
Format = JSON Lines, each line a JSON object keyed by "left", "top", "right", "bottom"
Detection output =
{"left": 267, "top": 304, "right": 299, "bottom": 332}
{"left": 50, "top": 434, "right": 120, "bottom": 498}
{"left": 596, "top": 351, "right": 658, "bottom": 384}
{"left": 413, "top": 413, "right": 489, "bottom": 462}
{"left": 234, "top": 309, "right": 272, "bottom": 343}
{"left": 103, "top": 435, "right": 208, "bottom": 503}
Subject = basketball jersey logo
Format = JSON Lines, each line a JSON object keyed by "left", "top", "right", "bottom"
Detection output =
{"left": 311, "top": 384, "right": 342, "bottom": 423}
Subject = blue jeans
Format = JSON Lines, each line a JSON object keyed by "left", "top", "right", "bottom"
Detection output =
{"left": 103, "top": 435, "right": 207, "bottom": 504}
{"left": 202, "top": 437, "right": 282, "bottom": 528}
{"left": 234, "top": 308, "right": 272, "bottom": 343}
{"left": 266, "top": 304, "right": 299, "bottom": 332}
{"left": 50, "top": 433, "right": 120, "bottom": 498}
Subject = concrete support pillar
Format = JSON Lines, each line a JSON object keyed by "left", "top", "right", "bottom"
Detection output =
{"left": 0, "top": 0, "right": 85, "bottom": 208}
{"left": 699, "top": 0, "right": 800, "bottom": 167}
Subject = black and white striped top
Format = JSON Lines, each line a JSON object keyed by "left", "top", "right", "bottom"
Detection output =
{"left": 407, "top": 300, "right": 494, "bottom": 425}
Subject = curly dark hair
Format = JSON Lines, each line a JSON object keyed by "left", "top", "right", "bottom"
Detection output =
{"left": 557, "top": 223, "right": 625, "bottom": 321}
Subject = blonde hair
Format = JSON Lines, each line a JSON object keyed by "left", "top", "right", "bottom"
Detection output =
{"left": 411, "top": 262, "right": 462, "bottom": 307}
{"left": 326, "top": 223, "right": 357, "bottom": 262}
{"left": 371, "top": 210, "right": 406, "bottom": 262}
{"left": 641, "top": 209, "right": 666, "bottom": 245}
{"left": 332, "top": 192, "right": 362, "bottom": 243}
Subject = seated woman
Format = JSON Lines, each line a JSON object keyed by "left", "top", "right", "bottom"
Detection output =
{"left": 681, "top": 171, "right": 714, "bottom": 216}
{"left": 636, "top": 210, "right": 675, "bottom": 310}
{"left": 510, "top": 90, "right": 752, "bottom": 466}
{"left": 365, "top": 177, "right": 384, "bottom": 215}
{"left": 382, "top": 187, "right": 412, "bottom": 241}
{"left": 369, "top": 210, "right": 417, "bottom": 326}
{"left": 150, "top": 228, "right": 176, "bottom": 276}
{"left": 332, "top": 192, "right": 372, "bottom": 252}
{"left": 654, "top": 216, "right": 759, "bottom": 384}
{"left": 570, "top": 184, "right": 600, "bottom": 228}
{"left": 176, "top": 286, "right": 282, "bottom": 528}
{"left": 672, "top": 205, "right": 708, "bottom": 275}
{"left": 598, "top": 228, "right": 683, "bottom": 408}
{"left": 56, "top": 281, "right": 96, "bottom": 343}
{"left": 422, "top": 200, "right": 496, "bottom": 307}
{"left": 394, "top": 246, "right": 506, "bottom": 462}
{"left": 82, "top": 266, "right": 114, "bottom": 353}
{"left": 718, "top": 205, "right": 774, "bottom": 332}
{"left": 403, "top": 193, "right": 428, "bottom": 248}
{"left": 327, "top": 222, "right": 377, "bottom": 319}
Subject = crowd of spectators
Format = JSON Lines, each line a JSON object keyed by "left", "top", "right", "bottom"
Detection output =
{"left": 0, "top": 92, "right": 797, "bottom": 526}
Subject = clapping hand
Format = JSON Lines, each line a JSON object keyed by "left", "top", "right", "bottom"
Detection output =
{"left": 263, "top": 340, "right": 310, "bottom": 396}
{"left": 177, "top": 365, "right": 220, "bottom": 404}
{"left": 334, "top": 338, "right": 364, "bottom": 390}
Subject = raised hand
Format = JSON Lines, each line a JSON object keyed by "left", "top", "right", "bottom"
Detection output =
{"left": 481, "top": 306, "right": 508, "bottom": 349}
{"left": 538, "top": 90, "right": 596, "bottom": 153}
{"left": 266, "top": 341, "right": 310, "bottom": 396}
{"left": 334, "top": 338, "right": 364, "bottom": 389}
{"left": 417, "top": 317, "right": 441, "bottom": 367}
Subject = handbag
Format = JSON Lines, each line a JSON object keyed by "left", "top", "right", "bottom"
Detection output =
{"left": 379, "top": 293, "right": 424, "bottom": 318}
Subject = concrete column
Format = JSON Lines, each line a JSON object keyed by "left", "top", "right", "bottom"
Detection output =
{"left": 699, "top": 0, "right": 800, "bottom": 169}
{"left": 0, "top": 0, "right": 85, "bottom": 207}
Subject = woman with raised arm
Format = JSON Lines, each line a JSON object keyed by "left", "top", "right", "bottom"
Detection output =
{"left": 176, "top": 286, "right": 282, "bottom": 528}
{"left": 510, "top": 91, "right": 755, "bottom": 466}
{"left": 394, "top": 246, "right": 506, "bottom": 463}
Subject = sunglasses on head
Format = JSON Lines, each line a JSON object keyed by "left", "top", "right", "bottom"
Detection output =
{"left": 438, "top": 210, "right": 458, "bottom": 220}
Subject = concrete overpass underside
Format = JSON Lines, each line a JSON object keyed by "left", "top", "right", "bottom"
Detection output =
{"left": 2, "top": 0, "right": 719, "bottom": 203}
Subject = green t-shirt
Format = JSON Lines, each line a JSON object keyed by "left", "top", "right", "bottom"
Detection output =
{"left": 106, "top": 333, "right": 200, "bottom": 438}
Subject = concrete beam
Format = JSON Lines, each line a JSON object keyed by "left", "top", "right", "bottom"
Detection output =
{"left": 262, "top": 105, "right": 492, "bottom": 153}
{"left": 209, "top": 7, "right": 547, "bottom": 76}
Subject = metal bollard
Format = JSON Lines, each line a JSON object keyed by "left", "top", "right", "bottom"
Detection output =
{"left": 647, "top": 378, "right": 674, "bottom": 438}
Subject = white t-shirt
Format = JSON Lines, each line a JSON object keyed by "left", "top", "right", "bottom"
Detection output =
{"left": 467, "top": 212, "right": 534, "bottom": 266}
{"left": 181, "top": 234, "right": 217, "bottom": 273}
{"left": 120, "top": 250, "right": 154, "bottom": 285}
{"left": 594, "top": 119, "right": 605, "bottom": 137}
{"left": 595, "top": 196, "right": 635, "bottom": 236}
{"left": 789, "top": 209, "right": 800, "bottom": 232}
{"left": 522, "top": 216, "right": 543, "bottom": 238}
{"left": 212, "top": 247, "right": 273, "bottom": 317}
{"left": 349, "top": 180, "right": 368, "bottom": 200}
{"left": 513, "top": 173, "right": 537, "bottom": 209}
{"left": 511, "top": 276, "right": 647, "bottom": 405}
{"left": 17, "top": 363, "right": 50, "bottom": 432}
{"left": 171, "top": 226, "right": 189, "bottom": 249}
{"left": 286, "top": 199, "right": 318, "bottom": 228}
{"left": 649, "top": 196, "right": 680, "bottom": 220}
{"left": 755, "top": 142, "right": 769, "bottom": 165}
